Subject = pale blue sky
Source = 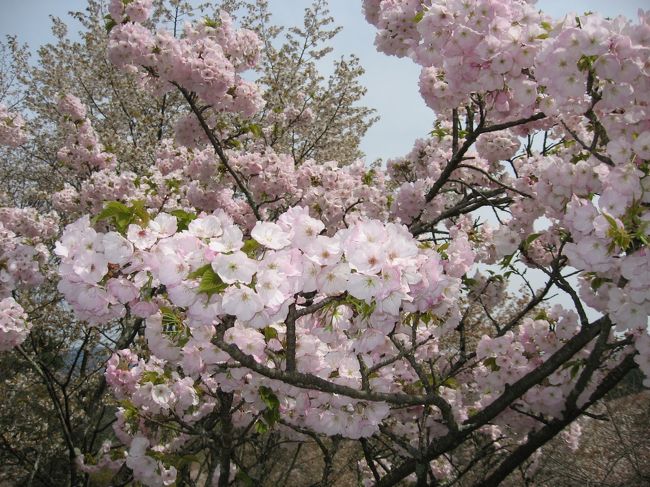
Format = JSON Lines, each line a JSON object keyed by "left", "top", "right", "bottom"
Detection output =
{"left": 1, "top": 0, "right": 647, "bottom": 162}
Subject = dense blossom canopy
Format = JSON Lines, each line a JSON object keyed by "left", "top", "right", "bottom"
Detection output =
{"left": 0, "top": 0, "right": 649, "bottom": 485}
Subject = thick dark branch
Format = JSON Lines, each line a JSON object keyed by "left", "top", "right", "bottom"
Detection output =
{"left": 412, "top": 189, "right": 509, "bottom": 236}
{"left": 560, "top": 120, "right": 614, "bottom": 166}
{"left": 564, "top": 318, "right": 613, "bottom": 413}
{"left": 376, "top": 315, "right": 608, "bottom": 486}
{"left": 157, "top": 93, "right": 167, "bottom": 141}
{"left": 422, "top": 112, "right": 545, "bottom": 205}
{"left": 285, "top": 302, "right": 297, "bottom": 372}
{"left": 361, "top": 438, "right": 382, "bottom": 483}
{"left": 466, "top": 316, "right": 606, "bottom": 428}
{"left": 295, "top": 294, "right": 345, "bottom": 318}
{"left": 217, "top": 390, "right": 234, "bottom": 487}
{"left": 477, "top": 352, "right": 637, "bottom": 487}
{"left": 457, "top": 164, "right": 532, "bottom": 198}
{"left": 213, "top": 336, "right": 454, "bottom": 409}
{"left": 452, "top": 108, "right": 459, "bottom": 155}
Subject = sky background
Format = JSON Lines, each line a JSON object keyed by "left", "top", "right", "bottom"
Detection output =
{"left": 0, "top": 0, "right": 647, "bottom": 162}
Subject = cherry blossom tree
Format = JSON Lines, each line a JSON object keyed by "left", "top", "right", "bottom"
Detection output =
{"left": 1, "top": 1, "right": 376, "bottom": 484}
{"left": 1, "top": 0, "right": 649, "bottom": 486}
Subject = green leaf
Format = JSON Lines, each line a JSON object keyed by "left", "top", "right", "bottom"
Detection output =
{"left": 259, "top": 386, "right": 280, "bottom": 410}
{"left": 140, "top": 370, "right": 165, "bottom": 385}
{"left": 161, "top": 306, "right": 183, "bottom": 332}
{"left": 93, "top": 201, "right": 130, "bottom": 222}
{"left": 241, "top": 239, "right": 261, "bottom": 258}
{"left": 362, "top": 169, "right": 375, "bottom": 185}
{"left": 403, "top": 380, "right": 424, "bottom": 395}
{"left": 345, "top": 295, "right": 375, "bottom": 319}
{"left": 590, "top": 276, "right": 609, "bottom": 291}
{"left": 442, "top": 377, "right": 459, "bottom": 389}
{"left": 570, "top": 362, "right": 581, "bottom": 379}
{"left": 131, "top": 200, "right": 150, "bottom": 227}
{"left": 225, "top": 138, "right": 242, "bottom": 149}
{"left": 263, "top": 326, "right": 278, "bottom": 342}
{"left": 197, "top": 267, "right": 227, "bottom": 297}
{"left": 165, "top": 178, "right": 182, "bottom": 192}
{"left": 139, "top": 274, "right": 154, "bottom": 302}
{"left": 534, "top": 309, "right": 550, "bottom": 321}
{"left": 258, "top": 386, "right": 280, "bottom": 430}
{"left": 92, "top": 200, "right": 150, "bottom": 234}
{"left": 429, "top": 127, "right": 449, "bottom": 139}
{"left": 119, "top": 400, "right": 139, "bottom": 429}
{"left": 602, "top": 212, "right": 632, "bottom": 251}
{"left": 522, "top": 233, "right": 541, "bottom": 250}
{"left": 602, "top": 212, "right": 618, "bottom": 229}
{"left": 188, "top": 264, "right": 212, "bottom": 280}
{"left": 104, "top": 16, "right": 117, "bottom": 34}
{"left": 248, "top": 123, "right": 263, "bottom": 138}
{"left": 170, "top": 209, "right": 196, "bottom": 232}
{"left": 386, "top": 194, "right": 394, "bottom": 209}
{"left": 499, "top": 253, "right": 516, "bottom": 269}
{"left": 109, "top": 448, "right": 126, "bottom": 461}
{"left": 203, "top": 17, "right": 221, "bottom": 29}
{"left": 254, "top": 420, "right": 269, "bottom": 434}
{"left": 93, "top": 201, "right": 132, "bottom": 233}
{"left": 483, "top": 357, "right": 500, "bottom": 372}
{"left": 577, "top": 54, "right": 598, "bottom": 72}
{"left": 412, "top": 10, "right": 425, "bottom": 23}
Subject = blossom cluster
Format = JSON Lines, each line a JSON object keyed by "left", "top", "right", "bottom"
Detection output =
{"left": 126, "top": 436, "right": 177, "bottom": 487}
{"left": 55, "top": 206, "right": 467, "bottom": 336}
{"left": 0, "top": 208, "right": 55, "bottom": 353}
{"left": 507, "top": 150, "right": 650, "bottom": 333}
{"left": 52, "top": 133, "right": 389, "bottom": 233}
{"left": 364, "top": 0, "right": 549, "bottom": 119}
{"left": 56, "top": 95, "right": 116, "bottom": 173}
{"left": 366, "top": 0, "right": 650, "bottom": 359}
{"left": 0, "top": 207, "right": 59, "bottom": 242}
{"left": 108, "top": 8, "right": 264, "bottom": 118}
{"left": 0, "top": 207, "right": 55, "bottom": 350}
{"left": 476, "top": 312, "right": 583, "bottom": 416}
{"left": 386, "top": 126, "right": 514, "bottom": 226}
{"left": 0, "top": 297, "right": 30, "bottom": 352}
{"left": 108, "top": 0, "right": 153, "bottom": 24}
{"left": 0, "top": 104, "right": 27, "bottom": 147}
{"left": 52, "top": 203, "right": 477, "bottom": 477}
{"left": 0, "top": 220, "right": 48, "bottom": 299}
